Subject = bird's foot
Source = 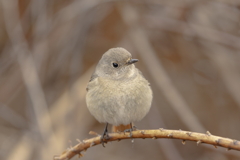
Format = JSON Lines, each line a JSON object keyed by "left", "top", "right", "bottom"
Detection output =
{"left": 124, "top": 125, "right": 137, "bottom": 137}
{"left": 101, "top": 123, "right": 110, "bottom": 147}
{"left": 101, "top": 133, "right": 110, "bottom": 147}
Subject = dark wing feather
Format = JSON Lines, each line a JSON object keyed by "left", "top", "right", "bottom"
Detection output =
{"left": 86, "top": 73, "right": 98, "bottom": 91}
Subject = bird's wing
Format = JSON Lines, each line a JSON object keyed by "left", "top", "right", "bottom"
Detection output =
{"left": 89, "top": 72, "right": 99, "bottom": 82}
{"left": 86, "top": 72, "right": 99, "bottom": 91}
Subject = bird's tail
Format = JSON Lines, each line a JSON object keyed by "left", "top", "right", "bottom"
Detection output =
{"left": 112, "top": 123, "right": 132, "bottom": 132}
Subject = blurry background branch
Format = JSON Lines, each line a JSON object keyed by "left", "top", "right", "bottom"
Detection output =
{"left": 0, "top": 0, "right": 240, "bottom": 160}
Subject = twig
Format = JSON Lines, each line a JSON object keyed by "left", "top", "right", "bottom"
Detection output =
{"left": 54, "top": 129, "right": 240, "bottom": 160}
{"left": 2, "top": 1, "right": 59, "bottom": 159}
{"left": 2, "top": 0, "right": 55, "bottom": 142}
{"left": 145, "top": 16, "right": 240, "bottom": 50}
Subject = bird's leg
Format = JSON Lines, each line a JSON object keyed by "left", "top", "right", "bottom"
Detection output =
{"left": 124, "top": 123, "right": 136, "bottom": 137}
{"left": 132, "top": 123, "right": 137, "bottom": 130}
{"left": 101, "top": 123, "right": 109, "bottom": 147}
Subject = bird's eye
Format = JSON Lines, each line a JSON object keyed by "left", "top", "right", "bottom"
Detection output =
{"left": 112, "top": 62, "right": 119, "bottom": 68}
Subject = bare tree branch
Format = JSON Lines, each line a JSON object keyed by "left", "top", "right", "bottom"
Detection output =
{"left": 54, "top": 129, "right": 240, "bottom": 160}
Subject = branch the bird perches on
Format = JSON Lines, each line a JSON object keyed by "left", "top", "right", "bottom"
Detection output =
{"left": 53, "top": 129, "right": 240, "bottom": 160}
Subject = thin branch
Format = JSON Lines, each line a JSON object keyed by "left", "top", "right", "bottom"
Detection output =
{"left": 2, "top": 0, "right": 55, "bottom": 142}
{"left": 54, "top": 129, "right": 240, "bottom": 160}
{"left": 145, "top": 16, "right": 240, "bottom": 50}
{"left": 2, "top": 1, "right": 59, "bottom": 159}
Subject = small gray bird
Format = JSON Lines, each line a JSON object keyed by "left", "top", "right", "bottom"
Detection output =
{"left": 86, "top": 47, "right": 152, "bottom": 145}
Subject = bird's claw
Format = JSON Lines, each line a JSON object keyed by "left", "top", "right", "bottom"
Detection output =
{"left": 100, "top": 132, "right": 110, "bottom": 147}
{"left": 124, "top": 125, "right": 137, "bottom": 137}
{"left": 101, "top": 123, "right": 110, "bottom": 147}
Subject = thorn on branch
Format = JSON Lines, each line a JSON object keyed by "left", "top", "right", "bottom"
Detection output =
{"left": 152, "top": 136, "right": 157, "bottom": 139}
{"left": 215, "top": 139, "right": 220, "bottom": 145}
{"left": 186, "top": 132, "right": 192, "bottom": 136}
{"left": 90, "top": 142, "right": 96, "bottom": 147}
{"left": 168, "top": 133, "right": 173, "bottom": 138}
{"left": 159, "top": 128, "right": 164, "bottom": 131}
{"left": 78, "top": 153, "right": 84, "bottom": 158}
{"left": 182, "top": 140, "right": 186, "bottom": 145}
{"left": 76, "top": 139, "right": 81, "bottom": 143}
{"left": 206, "top": 131, "right": 212, "bottom": 136}
{"left": 233, "top": 140, "right": 238, "bottom": 145}
{"left": 197, "top": 140, "right": 202, "bottom": 146}
{"left": 89, "top": 131, "right": 99, "bottom": 136}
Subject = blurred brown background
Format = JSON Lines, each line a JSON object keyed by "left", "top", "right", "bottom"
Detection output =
{"left": 0, "top": 0, "right": 240, "bottom": 160}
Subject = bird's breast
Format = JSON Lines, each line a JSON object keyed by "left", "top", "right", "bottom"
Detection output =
{"left": 86, "top": 75, "right": 152, "bottom": 125}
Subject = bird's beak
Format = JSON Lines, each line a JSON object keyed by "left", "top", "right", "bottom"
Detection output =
{"left": 128, "top": 59, "right": 138, "bottom": 65}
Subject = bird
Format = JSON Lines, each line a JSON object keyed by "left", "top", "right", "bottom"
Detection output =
{"left": 86, "top": 47, "right": 152, "bottom": 146}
